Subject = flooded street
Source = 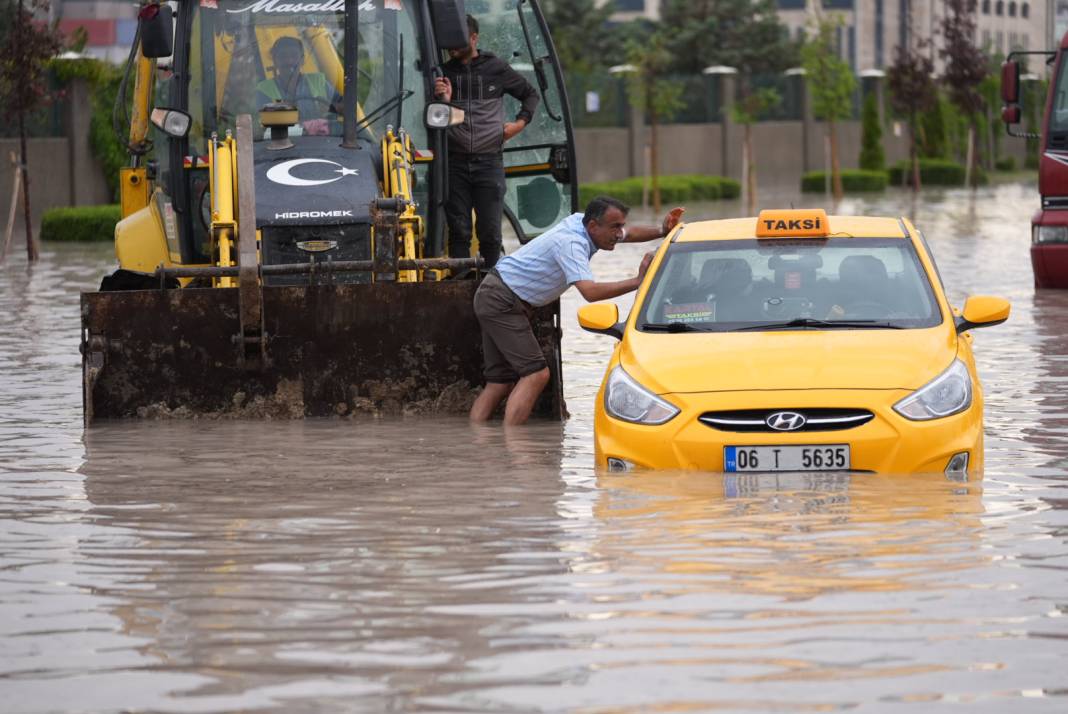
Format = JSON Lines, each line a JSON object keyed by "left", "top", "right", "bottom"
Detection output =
{"left": 2, "top": 182, "right": 1067, "bottom": 712}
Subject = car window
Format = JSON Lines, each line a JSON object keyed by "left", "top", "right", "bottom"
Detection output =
{"left": 637, "top": 238, "right": 943, "bottom": 331}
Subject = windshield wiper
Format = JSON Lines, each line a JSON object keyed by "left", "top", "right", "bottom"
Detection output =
{"left": 356, "top": 89, "right": 415, "bottom": 134}
{"left": 732, "top": 318, "right": 904, "bottom": 331}
{"left": 641, "top": 322, "right": 708, "bottom": 333}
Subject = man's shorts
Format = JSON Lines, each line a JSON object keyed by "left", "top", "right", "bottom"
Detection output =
{"left": 473, "top": 271, "right": 549, "bottom": 383}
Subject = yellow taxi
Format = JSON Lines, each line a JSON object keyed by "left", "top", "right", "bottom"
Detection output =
{"left": 578, "top": 209, "right": 1010, "bottom": 475}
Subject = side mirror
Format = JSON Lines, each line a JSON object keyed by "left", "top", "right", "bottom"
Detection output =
{"left": 139, "top": 3, "right": 174, "bottom": 59}
{"left": 1001, "top": 60, "right": 1020, "bottom": 104}
{"left": 956, "top": 295, "right": 1010, "bottom": 333}
{"left": 425, "top": 102, "right": 465, "bottom": 129}
{"left": 428, "top": 0, "right": 469, "bottom": 52}
{"left": 1002, "top": 104, "right": 1021, "bottom": 125}
{"left": 578, "top": 303, "right": 623, "bottom": 339}
{"left": 149, "top": 107, "right": 190, "bottom": 138}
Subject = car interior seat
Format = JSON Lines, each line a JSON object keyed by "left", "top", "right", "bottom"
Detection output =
{"left": 837, "top": 254, "right": 895, "bottom": 312}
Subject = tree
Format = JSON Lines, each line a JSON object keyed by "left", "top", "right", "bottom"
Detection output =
{"left": 801, "top": 14, "right": 857, "bottom": 203}
{"left": 539, "top": 0, "right": 614, "bottom": 74}
{"left": 859, "top": 92, "right": 885, "bottom": 171}
{"left": 659, "top": 0, "right": 798, "bottom": 75}
{"left": 887, "top": 35, "right": 937, "bottom": 190}
{"left": 0, "top": 0, "right": 64, "bottom": 262}
{"left": 624, "top": 33, "right": 685, "bottom": 214}
{"left": 731, "top": 87, "right": 780, "bottom": 215}
{"left": 940, "top": 0, "right": 987, "bottom": 187}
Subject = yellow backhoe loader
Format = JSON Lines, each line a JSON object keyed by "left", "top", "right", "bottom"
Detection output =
{"left": 81, "top": 0, "right": 578, "bottom": 423}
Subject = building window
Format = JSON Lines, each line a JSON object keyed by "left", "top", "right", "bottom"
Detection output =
{"left": 982, "top": 0, "right": 990, "bottom": 13}
{"left": 1022, "top": 2, "right": 1029, "bottom": 18}
{"left": 614, "top": 0, "right": 645, "bottom": 10}
{"left": 995, "top": 0, "right": 1003, "bottom": 15}
{"left": 1009, "top": 1, "right": 1016, "bottom": 16}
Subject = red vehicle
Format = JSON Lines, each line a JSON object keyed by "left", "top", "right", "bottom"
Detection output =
{"left": 1003, "top": 45, "right": 1068, "bottom": 289}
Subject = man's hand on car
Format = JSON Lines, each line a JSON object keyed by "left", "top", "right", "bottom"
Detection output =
{"left": 661, "top": 207, "right": 685, "bottom": 237}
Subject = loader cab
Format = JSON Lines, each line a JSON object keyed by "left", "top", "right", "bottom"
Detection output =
{"left": 148, "top": 0, "right": 576, "bottom": 266}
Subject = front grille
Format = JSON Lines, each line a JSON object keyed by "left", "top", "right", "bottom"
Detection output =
{"left": 699, "top": 408, "right": 875, "bottom": 433}
{"left": 261, "top": 224, "right": 372, "bottom": 286}
{"left": 1043, "top": 196, "right": 1068, "bottom": 210}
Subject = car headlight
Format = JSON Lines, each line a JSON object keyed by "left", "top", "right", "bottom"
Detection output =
{"left": 604, "top": 366, "right": 679, "bottom": 425}
{"left": 1033, "top": 225, "right": 1068, "bottom": 244}
{"left": 893, "top": 359, "right": 973, "bottom": 420}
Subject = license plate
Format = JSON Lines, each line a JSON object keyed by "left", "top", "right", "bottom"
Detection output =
{"left": 724, "top": 444, "right": 850, "bottom": 472}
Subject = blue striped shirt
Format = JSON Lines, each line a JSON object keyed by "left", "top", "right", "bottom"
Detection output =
{"left": 495, "top": 213, "right": 597, "bottom": 307}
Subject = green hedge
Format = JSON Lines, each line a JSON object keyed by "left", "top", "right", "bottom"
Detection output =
{"left": 579, "top": 174, "right": 740, "bottom": 208}
{"left": 40, "top": 205, "right": 121, "bottom": 242}
{"left": 887, "top": 159, "right": 987, "bottom": 186}
{"left": 801, "top": 169, "right": 888, "bottom": 193}
{"left": 994, "top": 156, "right": 1017, "bottom": 172}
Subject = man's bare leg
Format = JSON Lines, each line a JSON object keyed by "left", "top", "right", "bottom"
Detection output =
{"left": 503, "top": 368, "right": 551, "bottom": 426}
{"left": 470, "top": 382, "right": 515, "bottom": 422}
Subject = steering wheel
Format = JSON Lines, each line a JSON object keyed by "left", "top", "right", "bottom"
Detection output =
{"left": 843, "top": 300, "right": 891, "bottom": 319}
{"left": 288, "top": 94, "right": 337, "bottom": 113}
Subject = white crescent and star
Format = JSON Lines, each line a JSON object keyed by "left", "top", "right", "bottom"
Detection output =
{"left": 266, "top": 158, "right": 360, "bottom": 187}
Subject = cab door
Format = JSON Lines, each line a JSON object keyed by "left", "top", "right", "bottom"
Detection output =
{"left": 477, "top": 0, "right": 578, "bottom": 244}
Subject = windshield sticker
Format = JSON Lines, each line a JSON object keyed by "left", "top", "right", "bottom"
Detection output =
{"left": 227, "top": 0, "right": 374, "bottom": 14}
{"left": 663, "top": 302, "right": 714, "bottom": 323}
{"left": 266, "top": 158, "right": 360, "bottom": 187}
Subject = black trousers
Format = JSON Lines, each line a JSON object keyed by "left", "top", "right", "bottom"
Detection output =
{"left": 445, "top": 154, "right": 506, "bottom": 269}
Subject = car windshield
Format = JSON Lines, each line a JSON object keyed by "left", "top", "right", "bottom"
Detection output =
{"left": 636, "top": 238, "right": 943, "bottom": 332}
{"left": 183, "top": 0, "right": 424, "bottom": 148}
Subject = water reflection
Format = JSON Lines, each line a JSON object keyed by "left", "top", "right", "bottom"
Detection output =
{"left": 2, "top": 184, "right": 1068, "bottom": 711}
{"left": 71, "top": 420, "right": 580, "bottom": 711}
{"left": 595, "top": 471, "right": 986, "bottom": 602}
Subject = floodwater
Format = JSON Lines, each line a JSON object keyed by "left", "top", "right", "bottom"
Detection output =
{"left": 2, "top": 182, "right": 1067, "bottom": 713}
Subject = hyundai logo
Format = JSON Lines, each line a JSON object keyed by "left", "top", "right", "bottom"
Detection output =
{"left": 766, "top": 411, "right": 807, "bottom": 431}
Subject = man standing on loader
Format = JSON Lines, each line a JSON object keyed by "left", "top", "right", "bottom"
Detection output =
{"left": 433, "top": 14, "right": 539, "bottom": 269}
{"left": 471, "top": 197, "right": 685, "bottom": 426}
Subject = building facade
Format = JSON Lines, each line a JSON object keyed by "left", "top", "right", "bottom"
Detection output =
{"left": 607, "top": 0, "right": 1053, "bottom": 72}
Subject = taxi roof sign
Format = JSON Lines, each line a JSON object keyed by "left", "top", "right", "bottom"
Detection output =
{"left": 756, "top": 209, "right": 830, "bottom": 238}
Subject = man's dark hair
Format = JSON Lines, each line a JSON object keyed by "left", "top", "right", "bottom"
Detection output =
{"left": 466, "top": 14, "right": 479, "bottom": 35}
{"left": 583, "top": 196, "right": 630, "bottom": 226}
{"left": 271, "top": 36, "right": 304, "bottom": 57}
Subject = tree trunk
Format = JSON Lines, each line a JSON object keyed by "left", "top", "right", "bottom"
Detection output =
{"left": 17, "top": 110, "right": 36, "bottom": 262}
{"left": 745, "top": 122, "right": 756, "bottom": 215}
{"left": 829, "top": 118, "right": 843, "bottom": 204}
{"left": 650, "top": 101, "right": 661, "bottom": 215}
{"left": 965, "top": 123, "right": 975, "bottom": 189}
{"left": 910, "top": 113, "right": 921, "bottom": 192}
{"left": 14, "top": 0, "right": 36, "bottom": 262}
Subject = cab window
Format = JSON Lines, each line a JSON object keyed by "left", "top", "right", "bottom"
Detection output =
{"left": 637, "top": 238, "right": 943, "bottom": 331}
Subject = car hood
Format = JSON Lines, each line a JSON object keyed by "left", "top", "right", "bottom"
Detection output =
{"left": 619, "top": 327, "right": 958, "bottom": 394}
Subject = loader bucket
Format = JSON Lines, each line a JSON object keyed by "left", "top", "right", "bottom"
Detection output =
{"left": 81, "top": 282, "right": 564, "bottom": 423}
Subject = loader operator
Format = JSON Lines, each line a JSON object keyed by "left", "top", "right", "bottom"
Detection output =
{"left": 471, "top": 197, "right": 685, "bottom": 426}
{"left": 256, "top": 36, "right": 338, "bottom": 136}
{"left": 433, "top": 14, "right": 539, "bottom": 269}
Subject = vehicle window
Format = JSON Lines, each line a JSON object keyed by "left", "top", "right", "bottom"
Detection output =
{"left": 186, "top": 1, "right": 424, "bottom": 150}
{"left": 637, "top": 238, "right": 943, "bottom": 331}
{"left": 1052, "top": 55, "right": 1068, "bottom": 135}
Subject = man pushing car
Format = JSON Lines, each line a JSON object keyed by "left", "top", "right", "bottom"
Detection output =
{"left": 470, "top": 196, "right": 685, "bottom": 425}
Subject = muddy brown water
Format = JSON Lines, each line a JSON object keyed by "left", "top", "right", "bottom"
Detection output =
{"left": 2, "top": 183, "right": 1067, "bottom": 712}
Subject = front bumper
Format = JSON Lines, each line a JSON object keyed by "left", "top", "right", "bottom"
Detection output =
{"left": 594, "top": 388, "right": 983, "bottom": 474}
{"left": 1031, "top": 243, "right": 1068, "bottom": 289}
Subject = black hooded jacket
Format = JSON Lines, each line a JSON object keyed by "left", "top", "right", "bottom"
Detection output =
{"left": 441, "top": 51, "right": 540, "bottom": 156}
